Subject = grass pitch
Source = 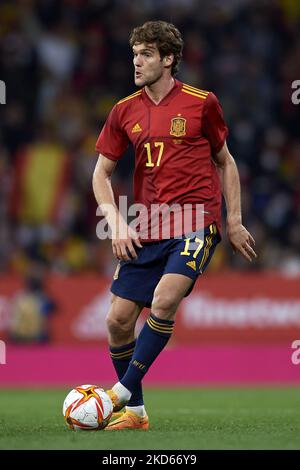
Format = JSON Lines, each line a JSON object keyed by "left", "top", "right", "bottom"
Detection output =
{"left": 0, "top": 388, "right": 299, "bottom": 450}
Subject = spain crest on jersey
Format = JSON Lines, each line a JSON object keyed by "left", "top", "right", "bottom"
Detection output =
{"left": 170, "top": 117, "right": 186, "bottom": 137}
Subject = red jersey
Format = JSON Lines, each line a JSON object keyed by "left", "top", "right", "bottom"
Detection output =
{"left": 96, "top": 80, "right": 228, "bottom": 240}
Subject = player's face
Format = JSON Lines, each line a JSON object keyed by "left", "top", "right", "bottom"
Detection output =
{"left": 133, "top": 43, "right": 165, "bottom": 87}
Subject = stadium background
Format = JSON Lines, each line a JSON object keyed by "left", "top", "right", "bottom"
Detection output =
{"left": 0, "top": 0, "right": 299, "bottom": 389}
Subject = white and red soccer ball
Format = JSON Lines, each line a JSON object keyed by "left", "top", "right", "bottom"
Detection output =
{"left": 63, "top": 384, "right": 113, "bottom": 430}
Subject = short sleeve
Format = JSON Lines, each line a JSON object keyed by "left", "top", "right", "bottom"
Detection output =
{"left": 202, "top": 92, "right": 229, "bottom": 153}
{"left": 95, "top": 105, "right": 129, "bottom": 161}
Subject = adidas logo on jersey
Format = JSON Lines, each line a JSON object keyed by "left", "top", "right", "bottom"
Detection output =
{"left": 132, "top": 123, "right": 142, "bottom": 133}
{"left": 186, "top": 260, "right": 196, "bottom": 271}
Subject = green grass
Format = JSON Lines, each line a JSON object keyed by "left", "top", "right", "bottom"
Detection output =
{"left": 0, "top": 388, "right": 299, "bottom": 449}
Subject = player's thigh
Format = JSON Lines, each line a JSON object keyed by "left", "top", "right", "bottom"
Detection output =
{"left": 151, "top": 273, "right": 194, "bottom": 318}
{"left": 108, "top": 294, "right": 145, "bottom": 327}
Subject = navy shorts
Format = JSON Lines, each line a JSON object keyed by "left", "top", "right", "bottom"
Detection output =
{"left": 111, "top": 223, "right": 221, "bottom": 308}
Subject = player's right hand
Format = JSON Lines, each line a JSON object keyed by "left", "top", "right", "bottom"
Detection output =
{"left": 112, "top": 222, "right": 142, "bottom": 261}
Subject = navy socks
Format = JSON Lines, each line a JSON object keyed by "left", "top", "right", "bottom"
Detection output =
{"left": 120, "top": 313, "right": 174, "bottom": 392}
{"left": 109, "top": 340, "right": 144, "bottom": 406}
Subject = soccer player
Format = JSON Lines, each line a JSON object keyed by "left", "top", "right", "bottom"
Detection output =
{"left": 93, "top": 21, "right": 256, "bottom": 430}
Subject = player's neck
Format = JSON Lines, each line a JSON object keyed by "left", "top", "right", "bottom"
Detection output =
{"left": 145, "top": 75, "right": 175, "bottom": 105}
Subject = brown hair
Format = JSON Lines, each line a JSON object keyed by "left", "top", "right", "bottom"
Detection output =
{"left": 129, "top": 21, "right": 184, "bottom": 76}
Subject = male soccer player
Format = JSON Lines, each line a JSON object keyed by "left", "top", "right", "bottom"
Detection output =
{"left": 93, "top": 21, "right": 256, "bottom": 430}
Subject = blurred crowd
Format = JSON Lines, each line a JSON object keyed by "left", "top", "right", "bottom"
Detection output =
{"left": 0, "top": 0, "right": 299, "bottom": 278}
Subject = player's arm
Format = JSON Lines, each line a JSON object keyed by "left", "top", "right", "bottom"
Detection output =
{"left": 213, "top": 142, "right": 257, "bottom": 262}
{"left": 92, "top": 154, "right": 142, "bottom": 261}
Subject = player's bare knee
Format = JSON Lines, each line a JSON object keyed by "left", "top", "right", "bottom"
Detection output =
{"left": 106, "top": 311, "right": 134, "bottom": 337}
{"left": 151, "top": 292, "right": 178, "bottom": 319}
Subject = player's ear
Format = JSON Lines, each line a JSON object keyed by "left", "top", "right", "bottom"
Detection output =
{"left": 163, "top": 54, "right": 174, "bottom": 68}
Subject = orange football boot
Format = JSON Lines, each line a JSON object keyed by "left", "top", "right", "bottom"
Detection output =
{"left": 105, "top": 410, "right": 149, "bottom": 430}
{"left": 110, "top": 411, "right": 125, "bottom": 421}
{"left": 106, "top": 389, "right": 128, "bottom": 412}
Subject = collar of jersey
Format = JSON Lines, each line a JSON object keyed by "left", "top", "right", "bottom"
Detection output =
{"left": 141, "top": 79, "right": 182, "bottom": 107}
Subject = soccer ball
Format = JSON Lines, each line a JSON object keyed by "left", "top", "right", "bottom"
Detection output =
{"left": 63, "top": 384, "right": 113, "bottom": 430}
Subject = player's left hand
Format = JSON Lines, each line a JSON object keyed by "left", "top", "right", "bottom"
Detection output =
{"left": 226, "top": 223, "right": 257, "bottom": 262}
